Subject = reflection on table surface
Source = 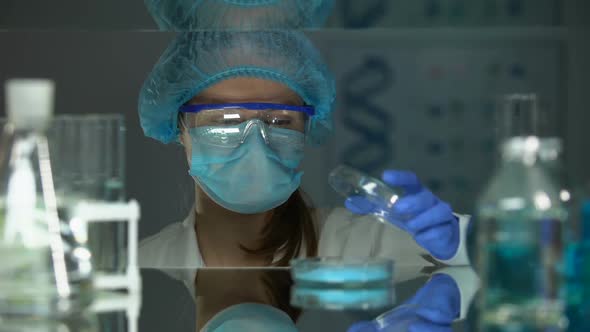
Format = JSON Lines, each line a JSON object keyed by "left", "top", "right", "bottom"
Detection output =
{"left": 138, "top": 266, "right": 478, "bottom": 332}
{"left": 0, "top": 252, "right": 476, "bottom": 331}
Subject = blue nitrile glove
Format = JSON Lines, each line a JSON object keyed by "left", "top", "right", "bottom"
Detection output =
{"left": 347, "top": 273, "right": 461, "bottom": 332}
{"left": 345, "top": 170, "right": 460, "bottom": 260}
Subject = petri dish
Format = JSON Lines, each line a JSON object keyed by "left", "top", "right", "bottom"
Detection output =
{"left": 291, "top": 285, "right": 396, "bottom": 311}
{"left": 290, "top": 257, "right": 394, "bottom": 287}
{"left": 290, "top": 257, "right": 395, "bottom": 311}
{"left": 328, "top": 165, "right": 403, "bottom": 221}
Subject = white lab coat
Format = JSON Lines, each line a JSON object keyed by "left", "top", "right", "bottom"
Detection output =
{"left": 139, "top": 207, "right": 470, "bottom": 271}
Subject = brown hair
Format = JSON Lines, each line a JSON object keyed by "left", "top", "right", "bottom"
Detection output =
{"left": 261, "top": 270, "right": 301, "bottom": 323}
{"left": 241, "top": 189, "right": 318, "bottom": 266}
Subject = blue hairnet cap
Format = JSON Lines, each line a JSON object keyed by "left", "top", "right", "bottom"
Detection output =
{"left": 138, "top": 31, "right": 335, "bottom": 145}
{"left": 202, "top": 303, "right": 297, "bottom": 332}
{"left": 144, "top": 0, "right": 334, "bottom": 30}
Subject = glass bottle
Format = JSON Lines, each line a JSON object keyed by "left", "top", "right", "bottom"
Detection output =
{"left": 475, "top": 136, "right": 568, "bottom": 331}
{"left": 563, "top": 199, "right": 590, "bottom": 332}
{"left": 537, "top": 138, "right": 590, "bottom": 332}
{"left": 0, "top": 79, "right": 93, "bottom": 319}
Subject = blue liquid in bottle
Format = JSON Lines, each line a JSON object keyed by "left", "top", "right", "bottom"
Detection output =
{"left": 475, "top": 137, "right": 568, "bottom": 331}
{"left": 564, "top": 201, "right": 590, "bottom": 332}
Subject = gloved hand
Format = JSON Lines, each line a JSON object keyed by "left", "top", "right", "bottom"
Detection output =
{"left": 345, "top": 170, "right": 459, "bottom": 260}
{"left": 347, "top": 273, "right": 461, "bottom": 332}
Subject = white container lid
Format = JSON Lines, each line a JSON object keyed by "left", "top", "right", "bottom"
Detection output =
{"left": 5, "top": 78, "right": 55, "bottom": 132}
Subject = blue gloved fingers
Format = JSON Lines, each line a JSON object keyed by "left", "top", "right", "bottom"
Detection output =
{"left": 374, "top": 306, "right": 422, "bottom": 332}
{"left": 414, "top": 223, "right": 459, "bottom": 260}
{"left": 345, "top": 195, "right": 379, "bottom": 215}
{"left": 382, "top": 170, "right": 423, "bottom": 194}
{"left": 408, "top": 321, "right": 452, "bottom": 332}
{"left": 392, "top": 189, "right": 438, "bottom": 217}
{"left": 414, "top": 307, "right": 456, "bottom": 325}
{"left": 407, "top": 274, "right": 461, "bottom": 324}
{"left": 405, "top": 201, "right": 454, "bottom": 234}
{"left": 408, "top": 274, "right": 459, "bottom": 305}
{"left": 348, "top": 170, "right": 460, "bottom": 260}
{"left": 347, "top": 320, "right": 379, "bottom": 332}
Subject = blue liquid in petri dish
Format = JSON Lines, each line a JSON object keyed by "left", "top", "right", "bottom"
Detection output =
{"left": 290, "top": 258, "right": 395, "bottom": 310}
{"left": 291, "top": 258, "right": 394, "bottom": 287}
{"left": 291, "top": 286, "right": 395, "bottom": 310}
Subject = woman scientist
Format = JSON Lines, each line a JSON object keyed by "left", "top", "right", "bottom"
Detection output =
{"left": 137, "top": 31, "right": 470, "bottom": 268}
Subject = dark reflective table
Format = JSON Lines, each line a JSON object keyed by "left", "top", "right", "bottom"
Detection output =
{"left": 136, "top": 265, "right": 478, "bottom": 332}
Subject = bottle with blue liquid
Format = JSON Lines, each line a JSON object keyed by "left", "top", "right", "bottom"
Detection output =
{"left": 538, "top": 138, "right": 590, "bottom": 332}
{"left": 474, "top": 136, "right": 568, "bottom": 331}
{"left": 564, "top": 200, "right": 590, "bottom": 332}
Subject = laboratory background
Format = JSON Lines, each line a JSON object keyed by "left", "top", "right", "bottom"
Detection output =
{"left": 0, "top": 1, "right": 589, "bottom": 332}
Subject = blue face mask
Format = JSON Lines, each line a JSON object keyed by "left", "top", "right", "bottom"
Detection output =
{"left": 188, "top": 120, "right": 304, "bottom": 214}
{"left": 201, "top": 303, "right": 297, "bottom": 332}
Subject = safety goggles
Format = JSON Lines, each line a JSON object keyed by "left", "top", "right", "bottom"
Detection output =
{"left": 180, "top": 102, "right": 314, "bottom": 131}
{"left": 179, "top": 102, "right": 314, "bottom": 147}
